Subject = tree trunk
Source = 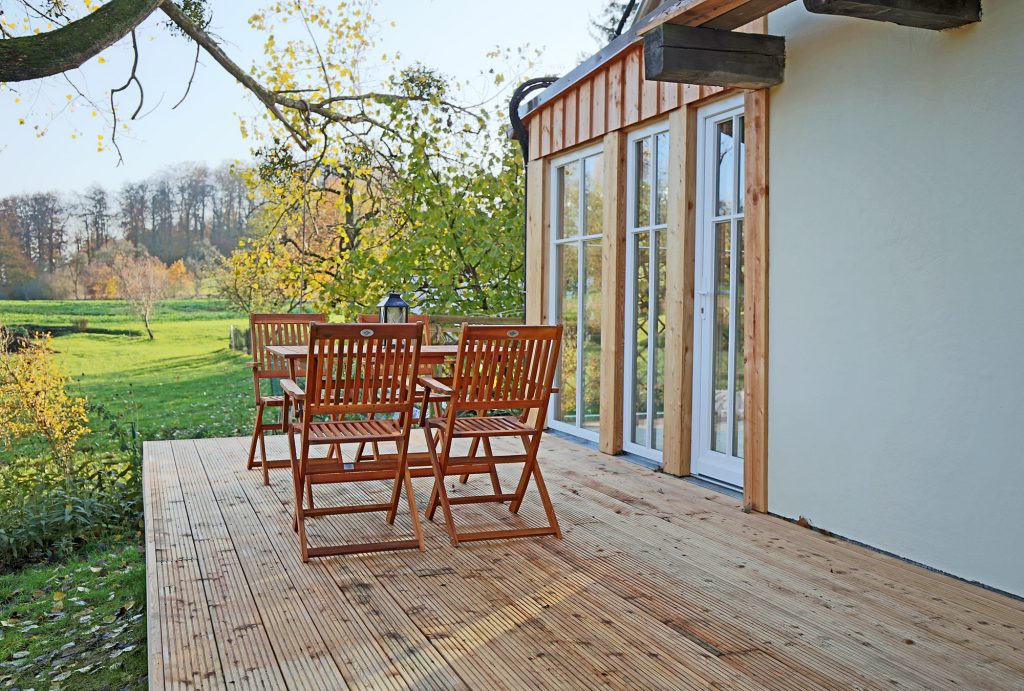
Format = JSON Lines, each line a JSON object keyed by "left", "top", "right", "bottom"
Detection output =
{"left": 0, "top": 0, "right": 164, "bottom": 82}
{"left": 144, "top": 312, "right": 155, "bottom": 340}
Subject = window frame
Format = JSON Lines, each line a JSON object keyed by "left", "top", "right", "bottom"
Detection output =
{"left": 691, "top": 94, "right": 746, "bottom": 488}
{"left": 623, "top": 120, "right": 671, "bottom": 461}
{"left": 547, "top": 143, "right": 604, "bottom": 441}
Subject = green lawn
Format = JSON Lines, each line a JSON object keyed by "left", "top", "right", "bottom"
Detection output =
{"left": 0, "top": 299, "right": 254, "bottom": 690}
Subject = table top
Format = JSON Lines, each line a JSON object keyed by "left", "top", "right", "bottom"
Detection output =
{"left": 264, "top": 343, "right": 458, "bottom": 359}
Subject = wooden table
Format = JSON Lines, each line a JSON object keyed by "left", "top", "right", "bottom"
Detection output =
{"left": 264, "top": 343, "right": 458, "bottom": 381}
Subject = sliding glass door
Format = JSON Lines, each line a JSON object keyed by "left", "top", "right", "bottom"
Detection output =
{"left": 549, "top": 146, "right": 603, "bottom": 440}
{"left": 624, "top": 124, "right": 669, "bottom": 459}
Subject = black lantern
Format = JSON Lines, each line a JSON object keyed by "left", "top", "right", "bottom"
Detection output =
{"left": 378, "top": 290, "right": 410, "bottom": 323}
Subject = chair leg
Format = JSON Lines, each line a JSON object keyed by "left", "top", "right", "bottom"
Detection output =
{"left": 405, "top": 469, "right": 425, "bottom": 551}
{"left": 509, "top": 431, "right": 544, "bottom": 515}
{"left": 260, "top": 422, "right": 272, "bottom": 486}
{"left": 481, "top": 438, "right": 503, "bottom": 498}
{"left": 247, "top": 402, "right": 265, "bottom": 470}
{"left": 287, "top": 428, "right": 301, "bottom": 533}
{"left": 386, "top": 439, "right": 407, "bottom": 525}
{"left": 529, "top": 461, "right": 562, "bottom": 539}
{"left": 296, "top": 440, "right": 311, "bottom": 562}
{"left": 423, "top": 429, "right": 442, "bottom": 520}
{"left": 425, "top": 427, "right": 459, "bottom": 545}
{"left": 258, "top": 423, "right": 270, "bottom": 482}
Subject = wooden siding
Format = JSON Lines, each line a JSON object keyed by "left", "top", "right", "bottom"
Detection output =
{"left": 146, "top": 434, "right": 1024, "bottom": 689}
{"left": 526, "top": 43, "right": 724, "bottom": 162}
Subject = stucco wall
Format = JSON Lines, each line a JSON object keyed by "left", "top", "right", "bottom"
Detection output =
{"left": 766, "top": 2, "right": 1024, "bottom": 596}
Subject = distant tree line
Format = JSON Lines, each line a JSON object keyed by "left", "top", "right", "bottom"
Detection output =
{"left": 0, "top": 162, "right": 255, "bottom": 299}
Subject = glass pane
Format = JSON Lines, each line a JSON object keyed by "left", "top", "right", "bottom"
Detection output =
{"left": 635, "top": 138, "right": 652, "bottom": 228}
{"left": 716, "top": 120, "right": 735, "bottom": 217}
{"left": 581, "top": 239, "right": 603, "bottom": 431}
{"left": 555, "top": 243, "right": 578, "bottom": 423}
{"left": 632, "top": 233, "right": 650, "bottom": 446}
{"left": 654, "top": 132, "right": 669, "bottom": 226}
{"left": 559, "top": 161, "right": 580, "bottom": 239}
{"left": 733, "top": 220, "right": 745, "bottom": 459}
{"left": 711, "top": 221, "right": 731, "bottom": 453}
{"left": 737, "top": 116, "right": 745, "bottom": 215}
{"left": 653, "top": 229, "right": 667, "bottom": 451}
{"left": 584, "top": 154, "right": 604, "bottom": 236}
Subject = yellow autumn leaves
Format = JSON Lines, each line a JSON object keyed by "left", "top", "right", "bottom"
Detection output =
{"left": 0, "top": 334, "right": 89, "bottom": 462}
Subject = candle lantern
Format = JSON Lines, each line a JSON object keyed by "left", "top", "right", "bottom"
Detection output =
{"left": 378, "top": 290, "right": 410, "bottom": 324}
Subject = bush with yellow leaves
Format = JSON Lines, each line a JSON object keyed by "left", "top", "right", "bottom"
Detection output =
{"left": 0, "top": 332, "right": 89, "bottom": 466}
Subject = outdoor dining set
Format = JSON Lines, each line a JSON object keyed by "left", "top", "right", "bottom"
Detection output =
{"left": 243, "top": 293, "right": 565, "bottom": 562}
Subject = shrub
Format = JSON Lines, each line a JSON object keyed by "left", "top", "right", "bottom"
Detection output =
{"left": 0, "top": 450, "right": 142, "bottom": 567}
{"left": 0, "top": 333, "right": 88, "bottom": 461}
{"left": 0, "top": 334, "right": 144, "bottom": 568}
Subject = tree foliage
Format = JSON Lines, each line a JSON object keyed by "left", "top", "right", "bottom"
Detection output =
{"left": 224, "top": 2, "right": 531, "bottom": 318}
{"left": 0, "top": 163, "right": 249, "bottom": 298}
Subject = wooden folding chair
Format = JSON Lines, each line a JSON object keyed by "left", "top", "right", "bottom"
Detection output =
{"left": 354, "top": 313, "right": 446, "bottom": 460}
{"left": 419, "top": 324, "right": 563, "bottom": 546}
{"left": 283, "top": 322, "right": 425, "bottom": 561}
{"left": 247, "top": 312, "right": 325, "bottom": 485}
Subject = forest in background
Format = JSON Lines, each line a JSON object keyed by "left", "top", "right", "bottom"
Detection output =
{"left": 0, "top": 162, "right": 254, "bottom": 299}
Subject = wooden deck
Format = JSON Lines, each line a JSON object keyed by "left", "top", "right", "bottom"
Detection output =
{"left": 144, "top": 434, "right": 1024, "bottom": 690}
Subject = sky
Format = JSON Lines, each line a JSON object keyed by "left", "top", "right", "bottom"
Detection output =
{"left": 0, "top": 0, "right": 606, "bottom": 196}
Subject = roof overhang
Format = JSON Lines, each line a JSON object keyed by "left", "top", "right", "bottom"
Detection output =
{"left": 520, "top": 0, "right": 793, "bottom": 120}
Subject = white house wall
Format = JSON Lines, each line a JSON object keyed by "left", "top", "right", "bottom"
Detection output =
{"left": 766, "top": 1, "right": 1024, "bottom": 596}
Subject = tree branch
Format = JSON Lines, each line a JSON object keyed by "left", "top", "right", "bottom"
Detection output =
{"left": 0, "top": 0, "right": 164, "bottom": 82}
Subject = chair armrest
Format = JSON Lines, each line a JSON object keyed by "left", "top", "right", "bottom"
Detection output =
{"left": 418, "top": 376, "right": 453, "bottom": 395}
{"left": 550, "top": 386, "right": 559, "bottom": 394}
{"left": 280, "top": 378, "right": 305, "bottom": 401}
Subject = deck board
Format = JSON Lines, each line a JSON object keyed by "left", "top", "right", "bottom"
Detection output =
{"left": 144, "top": 435, "right": 1024, "bottom": 690}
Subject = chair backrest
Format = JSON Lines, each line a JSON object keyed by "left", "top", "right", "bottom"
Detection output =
{"left": 250, "top": 312, "right": 327, "bottom": 379}
{"left": 448, "top": 324, "right": 563, "bottom": 414}
{"left": 356, "top": 313, "right": 431, "bottom": 344}
{"left": 303, "top": 322, "right": 423, "bottom": 419}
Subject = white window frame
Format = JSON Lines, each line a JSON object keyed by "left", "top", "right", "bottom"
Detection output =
{"left": 691, "top": 94, "right": 745, "bottom": 488}
{"left": 623, "top": 120, "right": 670, "bottom": 461}
{"left": 547, "top": 143, "right": 604, "bottom": 442}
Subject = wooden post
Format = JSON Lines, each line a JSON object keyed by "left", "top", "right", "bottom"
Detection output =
{"left": 525, "top": 158, "right": 548, "bottom": 325}
{"left": 599, "top": 131, "right": 628, "bottom": 455}
{"left": 743, "top": 88, "right": 769, "bottom": 512}
{"left": 662, "top": 106, "right": 698, "bottom": 476}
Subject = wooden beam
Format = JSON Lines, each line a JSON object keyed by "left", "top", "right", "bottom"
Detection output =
{"left": 742, "top": 89, "right": 769, "bottom": 512}
{"left": 644, "top": 24, "right": 785, "bottom": 89}
{"left": 599, "top": 131, "right": 628, "bottom": 455}
{"left": 803, "top": 0, "right": 981, "bottom": 30}
{"left": 662, "top": 106, "right": 698, "bottom": 477}
{"left": 703, "top": 0, "right": 796, "bottom": 29}
{"left": 636, "top": 0, "right": 796, "bottom": 33}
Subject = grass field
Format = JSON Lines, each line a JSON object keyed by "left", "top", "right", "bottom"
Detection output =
{"left": 0, "top": 298, "right": 253, "bottom": 690}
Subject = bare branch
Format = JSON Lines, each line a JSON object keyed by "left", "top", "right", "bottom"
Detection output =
{"left": 109, "top": 30, "right": 143, "bottom": 166}
{"left": 172, "top": 41, "right": 201, "bottom": 110}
